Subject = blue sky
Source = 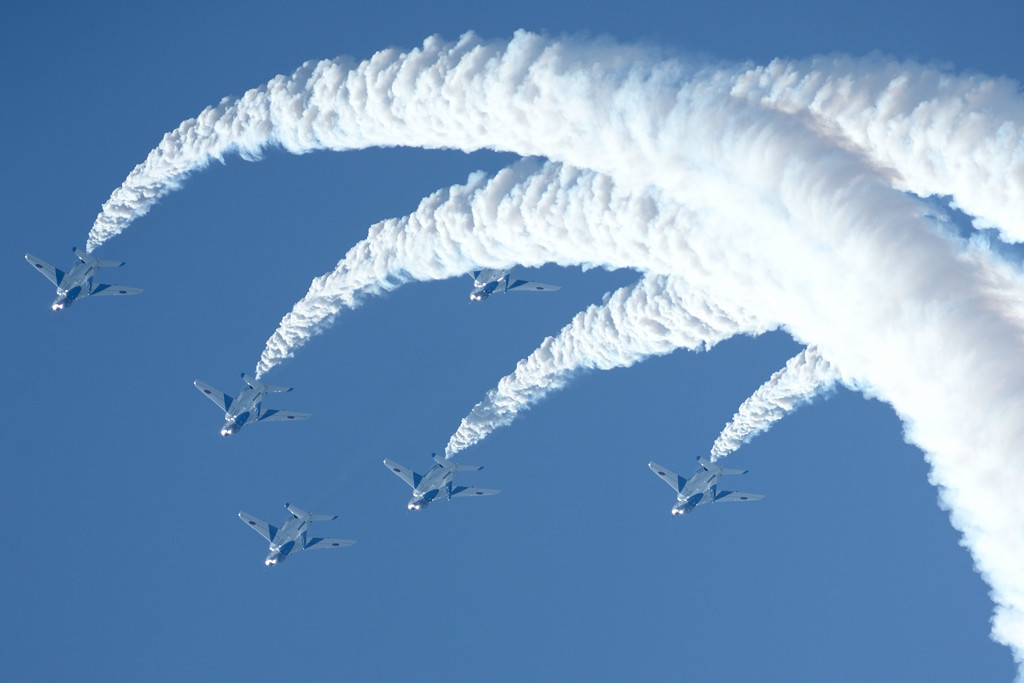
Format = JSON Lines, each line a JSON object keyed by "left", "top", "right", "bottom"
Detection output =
{"left": 4, "top": 2, "right": 1022, "bottom": 680}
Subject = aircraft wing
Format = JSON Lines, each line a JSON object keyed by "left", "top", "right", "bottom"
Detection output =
{"left": 449, "top": 486, "right": 500, "bottom": 498}
{"left": 714, "top": 491, "right": 764, "bottom": 503}
{"left": 506, "top": 279, "right": 560, "bottom": 293}
{"left": 304, "top": 537, "right": 356, "bottom": 550}
{"left": 25, "top": 254, "right": 64, "bottom": 287}
{"left": 238, "top": 511, "right": 278, "bottom": 542}
{"left": 648, "top": 462, "right": 686, "bottom": 493}
{"left": 257, "top": 409, "right": 310, "bottom": 423}
{"left": 383, "top": 459, "right": 420, "bottom": 489}
{"left": 89, "top": 283, "right": 143, "bottom": 297}
{"left": 194, "top": 380, "right": 232, "bottom": 412}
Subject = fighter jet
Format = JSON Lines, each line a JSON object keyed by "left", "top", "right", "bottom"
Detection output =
{"left": 238, "top": 504, "right": 355, "bottom": 566}
{"left": 193, "top": 372, "right": 310, "bottom": 436}
{"left": 383, "top": 453, "right": 499, "bottom": 510}
{"left": 648, "top": 457, "right": 764, "bottom": 516}
{"left": 25, "top": 247, "right": 142, "bottom": 311}
{"left": 469, "top": 268, "right": 560, "bottom": 302}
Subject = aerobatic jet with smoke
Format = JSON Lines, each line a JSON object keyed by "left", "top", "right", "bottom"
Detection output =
{"left": 194, "top": 373, "right": 309, "bottom": 436}
{"left": 383, "top": 454, "right": 499, "bottom": 511}
{"left": 648, "top": 458, "right": 764, "bottom": 516}
{"left": 468, "top": 267, "right": 560, "bottom": 302}
{"left": 25, "top": 247, "right": 141, "bottom": 311}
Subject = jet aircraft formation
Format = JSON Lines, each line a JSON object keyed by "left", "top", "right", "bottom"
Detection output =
{"left": 26, "top": 249, "right": 763, "bottom": 565}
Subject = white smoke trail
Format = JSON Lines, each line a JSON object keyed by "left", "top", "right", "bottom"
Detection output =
{"left": 87, "top": 36, "right": 1024, "bottom": 251}
{"left": 445, "top": 274, "right": 769, "bottom": 456}
{"left": 709, "top": 347, "right": 841, "bottom": 461}
{"left": 256, "top": 158, "right": 768, "bottom": 378}
{"left": 92, "top": 33, "right": 1024, "bottom": 668}
{"left": 730, "top": 56, "right": 1024, "bottom": 239}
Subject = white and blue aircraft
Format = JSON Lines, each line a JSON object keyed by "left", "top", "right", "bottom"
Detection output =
{"left": 648, "top": 457, "right": 764, "bottom": 516}
{"left": 469, "top": 268, "right": 560, "bottom": 302}
{"left": 238, "top": 504, "right": 355, "bottom": 566}
{"left": 383, "top": 454, "right": 499, "bottom": 510}
{"left": 193, "top": 372, "right": 309, "bottom": 436}
{"left": 25, "top": 247, "right": 142, "bottom": 311}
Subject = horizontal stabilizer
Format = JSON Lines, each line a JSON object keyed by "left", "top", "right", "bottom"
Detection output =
{"left": 698, "top": 456, "right": 747, "bottom": 475}
{"left": 242, "top": 371, "right": 291, "bottom": 393}
{"left": 433, "top": 453, "right": 482, "bottom": 471}
{"left": 304, "top": 537, "right": 356, "bottom": 550}
{"left": 72, "top": 246, "right": 123, "bottom": 268}
{"left": 714, "top": 491, "right": 764, "bottom": 503}
{"left": 286, "top": 503, "right": 336, "bottom": 521}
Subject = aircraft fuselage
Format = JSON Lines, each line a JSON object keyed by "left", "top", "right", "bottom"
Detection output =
{"left": 50, "top": 261, "right": 98, "bottom": 310}
{"left": 264, "top": 516, "right": 310, "bottom": 566}
{"left": 672, "top": 468, "right": 720, "bottom": 515}
{"left": 408, "top": 464, "right": 456, "bottom": 510}
{"left": 220, "top": 387, "right": 267, "bottom": 436}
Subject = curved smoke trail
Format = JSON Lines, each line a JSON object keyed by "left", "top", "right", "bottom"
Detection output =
{"left": 445, "top": 274, "right": 768, "bottom": 456}
{"left": 730, "top": 56, "right": 1024, "bottom": 239}
{"left": 91, "top": 32, "right": 1024, "bottom": 668}
{"left": 710, "top": 347, "right": 841, "bottom": 461}
{"left": 87, "top": 34, "right": 1024, "bottom": 251}
{"left": 256, "top": 159, "right": 758, "bottom": 378}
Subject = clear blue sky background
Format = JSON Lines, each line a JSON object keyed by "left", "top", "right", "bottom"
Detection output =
{"left": 4, "top": 2, "right": 1021, "bottom": 681}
